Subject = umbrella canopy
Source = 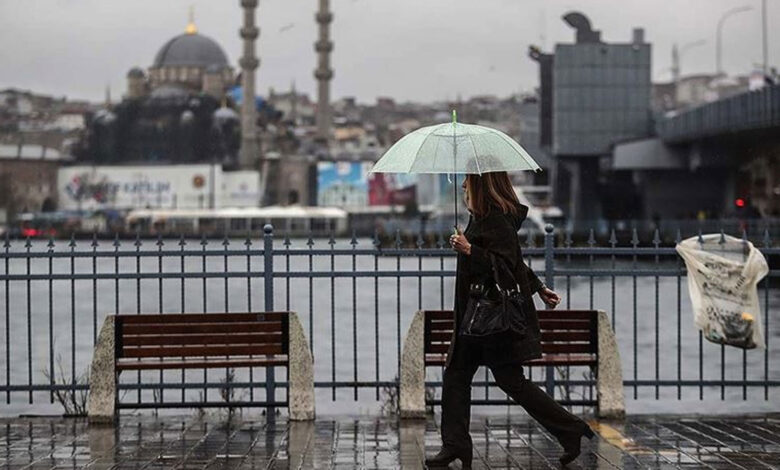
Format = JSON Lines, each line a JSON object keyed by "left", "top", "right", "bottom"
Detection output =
{"left": 370, "top": 112, "right": 541, "bottom": 229}
{"left": 370, "top": 115, "right": 540, "bottom": 175}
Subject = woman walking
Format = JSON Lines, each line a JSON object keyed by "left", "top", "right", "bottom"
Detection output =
{"left": 425, "top": 172, "right": 594, "bottom": 468}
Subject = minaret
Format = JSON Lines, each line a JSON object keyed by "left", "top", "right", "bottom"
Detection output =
{"left": 314, "top": 0, "right": 333, "bottom": 143}
{"left": 238, "top": 0, "right": 260, "bottom": 169}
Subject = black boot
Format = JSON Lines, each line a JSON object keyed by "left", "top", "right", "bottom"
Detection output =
{"left": 558, "top": 426, "right": 595, "bottom": 466}
{"left": 425, "top": 446, "right": 473, "bottom": 468}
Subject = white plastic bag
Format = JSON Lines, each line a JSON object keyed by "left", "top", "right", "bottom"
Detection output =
{"left": 676, "top": 234, "right": 768, "bottom": 349}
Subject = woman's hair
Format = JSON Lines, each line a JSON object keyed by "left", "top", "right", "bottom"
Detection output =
{"left": 465, "top": 172, "right": 521, "bottom": 218}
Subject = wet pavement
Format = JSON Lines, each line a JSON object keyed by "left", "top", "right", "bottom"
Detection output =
{"left": 1, "top": 412, "right": 779, "bottom": 469}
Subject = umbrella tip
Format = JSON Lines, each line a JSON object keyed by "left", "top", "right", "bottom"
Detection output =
{"left": 452, "top": 109, "right": 457, "bottom": 124}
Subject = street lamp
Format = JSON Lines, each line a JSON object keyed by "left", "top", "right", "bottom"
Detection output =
{"left": 716, "top": 5, "right": 753, "bottom": 75}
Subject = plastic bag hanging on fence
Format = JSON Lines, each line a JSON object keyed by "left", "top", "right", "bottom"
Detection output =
{"left": 675, "top": 234, "right": 768, "bottom": 349}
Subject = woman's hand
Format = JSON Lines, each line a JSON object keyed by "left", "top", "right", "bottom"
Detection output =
{"left": 449, "top": 229, "right": 471, "bottom": 255}
{"left": 538, "top": 286, "right": 561, "bottom": 309}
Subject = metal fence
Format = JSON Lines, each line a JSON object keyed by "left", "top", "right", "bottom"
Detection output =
{"left": 0, "top": 224, "right": 777, "bottom": 415}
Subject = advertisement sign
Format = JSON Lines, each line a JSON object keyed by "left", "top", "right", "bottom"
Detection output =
{"left": 58, "top": 165, "right": 259, "bottom": 210}
{"left": 317, "top": 161, "right": 418, "bottom": 207}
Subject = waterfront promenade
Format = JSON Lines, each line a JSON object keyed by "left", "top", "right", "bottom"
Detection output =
{"left": 3, "top": 412, "right": 780, "bottom": 469}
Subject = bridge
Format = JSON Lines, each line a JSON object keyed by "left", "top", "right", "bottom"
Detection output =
{"left": 657, "top": 83, "right": 780, "bottom": 144}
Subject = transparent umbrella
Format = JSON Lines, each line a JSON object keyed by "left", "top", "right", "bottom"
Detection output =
{"left": 371, "top": 110, "right": 541, "bottom": 227}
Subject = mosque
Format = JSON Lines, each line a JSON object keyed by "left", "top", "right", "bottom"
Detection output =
{"left": 77, "top": 15, "right": 268, "bottom": 169}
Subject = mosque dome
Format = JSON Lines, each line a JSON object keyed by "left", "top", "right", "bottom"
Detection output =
{"left": 153, "top": 32, "right": 229, "bottom": 69}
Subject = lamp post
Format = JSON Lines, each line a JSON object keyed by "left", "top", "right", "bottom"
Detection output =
{"left": 716, "top": 5, "right": 753, "bottom": 75}
{"left": 672, "top": 39, "right": 706, "bottom": 108}
{"left": 761, "top": 0, "right": 768, "bottom": 77}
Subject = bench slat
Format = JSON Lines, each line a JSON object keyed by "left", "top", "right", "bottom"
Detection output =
{"left": 121, "top": 344, "right": 283, "bottom": 358}
{"left": 425, "top": 311, "right": 454, "bottom": 320}
{"left": 426, "top": 319, "right": 454, "bottom": 331}
{"left": 122, "top": 332, "right": 282, "bottom": 347}
{"left": 428, "top": 331, "right": 453, "bottom": 342}
{"left": 424, "top": 354, "right": 597, "bottom": 367}
{"left": 538, "top": 319, "right": 591, "bottom": 331}
{"left": 117, "top": 312, "right": 287, "bottom": 324}
{"left": 426, "top": 343, "right": 451, "bottom": 354}
{"left": 540, "top": 343, "right": 595, "bottom": 354}
{"left": 122, "top": 322, "right": 283, "bottom": 335}
{"left": 537, "top": 310, "right": 595, "bottom": 320}
{"left": 117, "top": 357, "right": 288, "bottom": 370}
{"left": 540, "top": 331, "right": 591, "bottom": 342}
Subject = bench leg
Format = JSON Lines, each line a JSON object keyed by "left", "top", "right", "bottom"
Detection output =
{"left": 596, "top": 310, "right": 625, "bottom": 419}
{"left": 88, "top": 316, "right": 117, "bottom": 425}
{"left": 288, "top": 312, "right": 315, "bottom": 421}
{"left": 400, "top": 310, "right": 426, "bottom": 419}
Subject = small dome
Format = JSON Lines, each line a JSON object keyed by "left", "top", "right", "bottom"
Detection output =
{"left": 153, "top": 33, "right": 229, "bottom": 69}
{"left": 127, "top": 67, "right": 145, "bottom": 78}
{"left": 214, "top": 106, "right": 239, "bottom": 122}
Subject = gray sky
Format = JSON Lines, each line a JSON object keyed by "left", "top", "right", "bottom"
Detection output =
{"left": 0, "top": 0, "right": 776, "bottom": 104}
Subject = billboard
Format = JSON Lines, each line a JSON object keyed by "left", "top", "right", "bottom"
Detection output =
{"left": 317, "top": 161, "right": 418, "bottom": 207}
{"left": 58, "top": 165, "right": 260, "bottom": 210}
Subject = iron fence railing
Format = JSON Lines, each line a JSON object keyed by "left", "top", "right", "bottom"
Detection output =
{"left": 0, "top": 224, "right": 777, "bottom": 415}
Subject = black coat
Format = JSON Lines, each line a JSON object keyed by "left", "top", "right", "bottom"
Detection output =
{"left": 446, "top": 204, "right": 545, "bottom": 368}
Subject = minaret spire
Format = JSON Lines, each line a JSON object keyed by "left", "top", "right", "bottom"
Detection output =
{"left": 186, "top": 6, "right": 197, "bottom": 34}
{"left": 238, "top": 0, "right": 260, "bottom": 170}
{"left": 314, "top": 0, "right": 333, "bottom": 144}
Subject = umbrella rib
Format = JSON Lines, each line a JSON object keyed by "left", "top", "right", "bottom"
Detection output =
{"left": 488, "top": 129, "right": 540, "bottom": 170}
{"left": 468, "top": 134, "right": 481, "bottom": 175}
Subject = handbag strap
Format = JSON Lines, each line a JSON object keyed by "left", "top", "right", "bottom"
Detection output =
{"left": 487, "top": 252, "right": 520, "bottom": 293}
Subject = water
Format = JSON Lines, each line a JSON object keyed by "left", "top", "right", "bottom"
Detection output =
{"left": 1, "top": 239, "right": 778, "bottom": 417}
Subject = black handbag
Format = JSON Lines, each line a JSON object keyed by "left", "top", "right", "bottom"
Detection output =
{"left": 459, "top": 252, "right": 528, "bottom": 341}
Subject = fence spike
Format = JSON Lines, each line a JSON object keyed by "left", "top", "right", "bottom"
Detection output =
{"left": 134, "top": 230, "right": 142, "bottom": 248}
{"left": 91, "top": 231, "right": 98, "bottom": 248}
{"left": 697, "top": 228, "right": 704, "bottom": 245}
{"left": 415, "top": 230, "right": 424, "bottom": 249}
{"left": 113, "top": 232, "right": 120, "bottom": 248}
{"left": 718, "top": 228, "right": 726, "bottom": 244}
{"left": 351, "top": 229, "right": 358, "bottom": 247}
{"left": 283, "top": 233, "right": 291, "bottom": 247}
{"left": 609, "top": 229, "right": 617, "bottom": 247}
{"left": 328, "top": 231, "right": 336, "bottom": 246}
{"left": 436, "top": 230, "right": 445, "bottom": 249}
{"left": 764, "top": 227, "right": 771, "bottom": 248}
{"left": 48, "top": 235, "right": 56, "bottom": 250}
{"left": 179, "top": 234, "right": 186, "bottom": 247}
{"left": 200, "top": 233, "right": 208, "bottom": 247}
{"left": 68, "top": 233, "right": 75, "bottom": 248}
{"left": 565, "top": 228, "right": 573, "bottom": 247}
{"left": 372, "top": 228, "right": 381, "bottom": 248}
{"left": 156, "top": 233, "right": 164, "bottom": 247}
{"left": 3, "top": 231, "right": 9, "bottom": 248}
{"left": 631, "top": 228, "right": 639, "bottom": 247}
{"left": 306, "top": 232, "right": 315, "bottom": 248}
{"left": 675, "top": 228, "right": 682, "bottom": 244}
{"left": 24, "top": 236, "right": 31, "bottom": 249}
{"left": 652, "top": 228, "right": 661, "bottom": 247}
{"left": 394, "top": 229, "right": 402, "bottom": 249}
{"left": 222, "top": 232, "right": 230, "bottom": 247}
{"left": 587, "top": 228, "right": 595, "bottom": 247}
{"left": 244, "top": 235, "right": 252, "bottom": 247}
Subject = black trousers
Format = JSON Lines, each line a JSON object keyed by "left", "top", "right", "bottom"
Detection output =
{"left": 440, "top": 362, "right": 587, "bottom": 451}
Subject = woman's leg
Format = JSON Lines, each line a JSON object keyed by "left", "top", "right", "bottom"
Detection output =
{"left": 440, "top": 363, "right": 479, "bottom": 451}
{"left": 489, "top": 364, "right": 587, "bottom": 440}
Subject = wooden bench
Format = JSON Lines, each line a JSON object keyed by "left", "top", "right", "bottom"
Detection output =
{"left": 87, "top": 312, "right": 315, "bottom": 424}
{"left": 399, "top": 309, "right": 624, "bottom": 419}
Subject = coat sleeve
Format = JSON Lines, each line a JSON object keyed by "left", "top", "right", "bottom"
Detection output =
{"left": 469, "top": 215, "right": 544, "bottom": 293}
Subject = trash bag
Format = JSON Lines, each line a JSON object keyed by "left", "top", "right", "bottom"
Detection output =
{"left": 676, "top": 234, "right": 768, "bottom": 350}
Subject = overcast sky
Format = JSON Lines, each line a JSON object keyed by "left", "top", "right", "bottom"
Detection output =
{"left": 0, "top": 0, "right": 776, "bottom": 104}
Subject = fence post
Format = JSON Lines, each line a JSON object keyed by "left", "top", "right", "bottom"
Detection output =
{"left": 544, "top": 224, "right": 555, "bottom": 290}
{"left": 263, "top": 224, "right": 276, "bottom": 415}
